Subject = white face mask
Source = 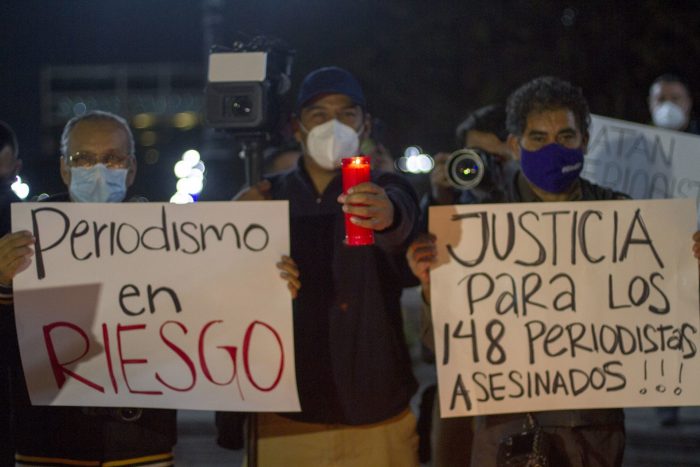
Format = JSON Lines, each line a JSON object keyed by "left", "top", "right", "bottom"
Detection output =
{"left": 70, "top": 163, "right": 128, "bottom": 202}
{"left": 652, "top": 101, "right": 687, "bottom": 130}
{"left": 302, "top": 119, "right": 360, "bottom": 170}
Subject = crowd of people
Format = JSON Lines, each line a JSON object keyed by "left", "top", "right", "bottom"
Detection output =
{"left": 0, "top": 66, "right": 698, "bottom": 467}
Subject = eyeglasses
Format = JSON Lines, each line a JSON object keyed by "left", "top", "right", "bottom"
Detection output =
{"left": 66, "top": 151, "right": 132, "bottom": 169}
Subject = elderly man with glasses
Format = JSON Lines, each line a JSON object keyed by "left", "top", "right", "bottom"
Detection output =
{"left": 0, "top": 110, "right": 178, "bottom": 466}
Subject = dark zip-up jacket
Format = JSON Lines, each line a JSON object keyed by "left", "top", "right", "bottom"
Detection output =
{"left": 270, "top": 160, "right": 420, "bottom": 425}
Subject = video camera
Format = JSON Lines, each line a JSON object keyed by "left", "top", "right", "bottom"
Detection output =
{"left": 445, "top": 148, "right": 495, "bottom": 190}
{"left": 205, "top": 35, "right": 295, "bottom": 133}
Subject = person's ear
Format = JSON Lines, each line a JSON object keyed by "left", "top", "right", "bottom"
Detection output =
{"left": 507, "top": 134, "right": 521, "bottom": 161}
{"left": 581, "top": 131, "right": 589, "bottom": 155}
{"left": 60, "top": 157, "right": 71, "bottom": 187}
{"left": 126, "top": 157, "right": 138, "bottom": 188}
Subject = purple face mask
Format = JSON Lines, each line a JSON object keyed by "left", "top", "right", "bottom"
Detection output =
{"left": 520, "top": 143, "right": 584, "bottom": 193}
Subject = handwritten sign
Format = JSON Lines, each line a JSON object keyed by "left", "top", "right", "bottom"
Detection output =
{"left": 429, "top": 199, "right": 699, "bottom": 417}
{"left": 11, "top": 201, "right": 300, "bottom": 412}
{"left": 582, "top": 114, "right": 700, "bottom": 223}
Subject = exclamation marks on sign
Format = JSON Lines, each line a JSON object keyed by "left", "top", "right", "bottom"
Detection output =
{"left": 640, "top": 359, "right": 683, "bottom": 396}
{"left": 675, "top": 363, "right": 684, "bottom": 396}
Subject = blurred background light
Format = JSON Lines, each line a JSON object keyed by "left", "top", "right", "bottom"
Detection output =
{"left": 171, "top": 149, "right": 205, "bottom": 202}
{"left": 169, "top": 192, "right": 194, "bottom": 204}
{"left": 11, "top": 176, "right": 30, "bottom": 200}
{"left": 397, "top": 146, "right": 434, "bottom": 174}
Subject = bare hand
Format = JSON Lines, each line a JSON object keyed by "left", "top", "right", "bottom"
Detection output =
{"left": 0, "top": 231, "right": 35, "bottom": 285}
{"left": 337, "top": 182, "right": 395, "bottom": 231}
{"left": 233, "top": 180, "right": 272, "bottom": 201}
{"left": 277, "top": 255, "right": 300, "bottom": 299}
{"left": 406, "top": 233, "right": 437, "bottom": 302}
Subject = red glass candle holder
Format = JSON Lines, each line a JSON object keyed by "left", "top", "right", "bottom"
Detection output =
{"left": 342, "top": 156, "right": 374, "bottom": 246}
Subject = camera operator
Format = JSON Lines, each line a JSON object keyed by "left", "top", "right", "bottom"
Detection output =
{"left": 426, "top": 104, "right": 515, "bottom": 209}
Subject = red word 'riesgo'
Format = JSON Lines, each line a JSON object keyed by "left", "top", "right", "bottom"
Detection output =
{"left": 42, "top": 319, "right": 285, "bottom": 398}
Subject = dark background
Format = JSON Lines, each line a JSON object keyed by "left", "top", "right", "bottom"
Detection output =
{"left": 1, "top": 0, "right": 698, "bottom": 201}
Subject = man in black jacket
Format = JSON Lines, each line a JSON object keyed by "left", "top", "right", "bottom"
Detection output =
{"left": 236, "top": 66, "right": 421, "bottom": 466}
{"left": 0, "top": 111, "right": 178, "bottom": 466}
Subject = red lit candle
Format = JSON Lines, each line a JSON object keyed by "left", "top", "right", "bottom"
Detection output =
{"left": 342, "top": 156, "right": 374, "bottom": 246}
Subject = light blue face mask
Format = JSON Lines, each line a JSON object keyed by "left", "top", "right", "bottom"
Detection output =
{"left": 69, "top": 164, "right": 128, "bottom": 203}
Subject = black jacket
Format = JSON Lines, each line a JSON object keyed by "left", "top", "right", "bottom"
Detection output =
{"left": 269, "top": 160, "right": 420, "bottom": 425}
{"left": 486, "top": 171, "right": 627, "bottom": 427}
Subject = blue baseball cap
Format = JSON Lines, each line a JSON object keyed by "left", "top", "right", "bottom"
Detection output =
{"left": 296, "top": 66, "right": 366, "bottom": 112}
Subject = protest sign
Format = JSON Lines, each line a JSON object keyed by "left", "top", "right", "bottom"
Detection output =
{"left": 582, "top": 114, "right": 700, "bottom": 221}
{"left": 11, "top": 201, "right": 300, "bottom": 412}
{"left": 430, "top": 198, "right": 699, "bottom": 417}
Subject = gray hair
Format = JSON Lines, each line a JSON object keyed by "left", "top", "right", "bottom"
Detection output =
{"left": 60, "top": 110, "right": 135, "bottom": 158}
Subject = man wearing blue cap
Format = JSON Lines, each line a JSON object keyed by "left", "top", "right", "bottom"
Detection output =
{"left": 236, "top": 66, "right": 421, "bottom": 466}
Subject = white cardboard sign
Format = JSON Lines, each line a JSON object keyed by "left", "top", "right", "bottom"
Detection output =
{"left": 11, "top": 201, "right": 300, "bottom": 412}
{"left": 430, "top": 199, "right": 699, "bottom": 417}
{"left": 582, "top": 114, "right": 700, "bottom": 223}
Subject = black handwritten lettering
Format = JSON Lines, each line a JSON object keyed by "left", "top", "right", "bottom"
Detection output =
{"left": 516, "top": 211, "right": 545, "bottom": 266}
{"left": 491, "top": 212, "right": 515, "bottom": 260}
{"left": 70, "top": 220, "right": 92, "bottom": 260}
{"left": 619, "top": 208, "right": 663, "bottom": 268}
{"left": 450, "top": 374, "right": 472, "bottom": 411}
{"left": 119, "top": 284, "right": 145, "bottom": 316}
{"left": 31, "top": 207, "right": 70, "bottom": 280}
{"left": 448, "top": 212, "right": 488, "bottom": 267}
{"left": 485, "top": 320, "right": 506, "bottom": 364}
{"left": 29, "top": 205, "right": 273, "bottom": 279}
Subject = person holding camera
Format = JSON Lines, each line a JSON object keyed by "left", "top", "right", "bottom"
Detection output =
{"left": 235, "top": 66, "right": 421, "bottom": 467}
{"left": 425, "top": 104, "right": 515, "bottom": 211}
{"left": 408, "top": 77, "right": 629, "bottom": 466}
{"left": 412, "top": 104, "right": 515, "bottom": 466}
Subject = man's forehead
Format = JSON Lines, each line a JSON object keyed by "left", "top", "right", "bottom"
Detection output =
{"left": 651, "top": 81, "right": 690, "bottom": 98}
{"left": 525, "top": 108, "right": 579, "bottom": 132}
{"left": 301, "top": 93, "right": 359, "bottom": 112}
{"left": 69, "top": 120, "right": 128, "bottom": 144}
{"left": 67, "top": 122, "right": 132, "bottom": 161}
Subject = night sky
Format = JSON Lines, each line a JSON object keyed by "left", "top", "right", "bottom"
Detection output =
{"left": 1, "top": 0, "right": 698, "bottom": 201}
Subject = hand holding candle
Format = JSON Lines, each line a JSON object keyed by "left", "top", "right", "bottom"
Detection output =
{"left": 340, "top": 156, "right": 395, "bottom": 246}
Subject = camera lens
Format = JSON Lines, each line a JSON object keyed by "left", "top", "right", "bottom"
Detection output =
{"left": 446, "top": 149, "right": 485, "bottom": 189}
{"left": 225, "top": 95, "right": 253, "bottom": 117}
